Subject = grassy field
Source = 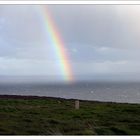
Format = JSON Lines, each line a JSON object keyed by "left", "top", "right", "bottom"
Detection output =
{"left": 0, "top": 95, "right": 140, "bottom": 135}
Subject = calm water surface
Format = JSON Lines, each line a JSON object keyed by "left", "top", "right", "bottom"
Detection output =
{"left": 0, "top": 82, "right": 140, "bottom": 103}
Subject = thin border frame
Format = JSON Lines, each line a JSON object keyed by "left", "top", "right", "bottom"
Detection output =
{"left": 1, "top": 1, "right": 140, "bottom": 4}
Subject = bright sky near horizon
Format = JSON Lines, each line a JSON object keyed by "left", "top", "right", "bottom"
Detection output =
{"left": 0, "top": 5, "right": 140, "bottom": 82}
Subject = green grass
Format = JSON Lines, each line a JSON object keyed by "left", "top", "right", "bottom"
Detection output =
{"left": 0, "top": 96, "right": 140, "bottom": 135}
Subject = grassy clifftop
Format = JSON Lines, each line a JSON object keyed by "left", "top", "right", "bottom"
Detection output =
{"left": 0, "top": 95, "right": 140, "bottom": 135}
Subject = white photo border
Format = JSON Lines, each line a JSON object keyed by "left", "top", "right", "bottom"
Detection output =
{"left": 1, "top": 1, "right": 140, "bottom": 4}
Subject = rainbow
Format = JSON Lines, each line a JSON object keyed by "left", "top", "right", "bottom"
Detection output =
{"left": 38, "top": 6, "right": 74, "bottom": 82}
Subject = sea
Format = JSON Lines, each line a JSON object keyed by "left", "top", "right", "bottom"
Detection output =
{"left": 0, "top": 81, "right": 140, "bottom": 104}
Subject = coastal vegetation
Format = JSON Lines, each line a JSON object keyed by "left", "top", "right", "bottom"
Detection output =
{"left": 0, "top": 95, "right": 140, "bottom": 135}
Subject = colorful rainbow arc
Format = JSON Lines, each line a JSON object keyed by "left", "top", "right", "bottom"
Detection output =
{"left": 39, "top": 6, "right": 74, "bottom": 82}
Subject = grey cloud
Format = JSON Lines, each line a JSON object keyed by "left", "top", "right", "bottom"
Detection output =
{"left": 0, "top": 5, "right": 44, "bottom": 45}
{"left": 0, "top": 57, "right": 62, "bottom": 75}
{"left": 48, "top": 5, "right": 140, "bottom": 49}
{"left": 0, "top": 5, "right": 140, "bottom": 81}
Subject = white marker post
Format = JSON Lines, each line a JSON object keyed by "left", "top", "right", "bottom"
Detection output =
{"left": 75, "top": 100, "right": 80, "bottom": 109}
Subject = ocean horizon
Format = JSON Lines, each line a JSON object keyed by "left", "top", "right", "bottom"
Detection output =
{"left": 0, "top": 80, "right": 140, "bottom": 104}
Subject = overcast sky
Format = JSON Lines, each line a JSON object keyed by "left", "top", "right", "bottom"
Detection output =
{"left": 0, "top": 5, "right": 140, "bottom": 82}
